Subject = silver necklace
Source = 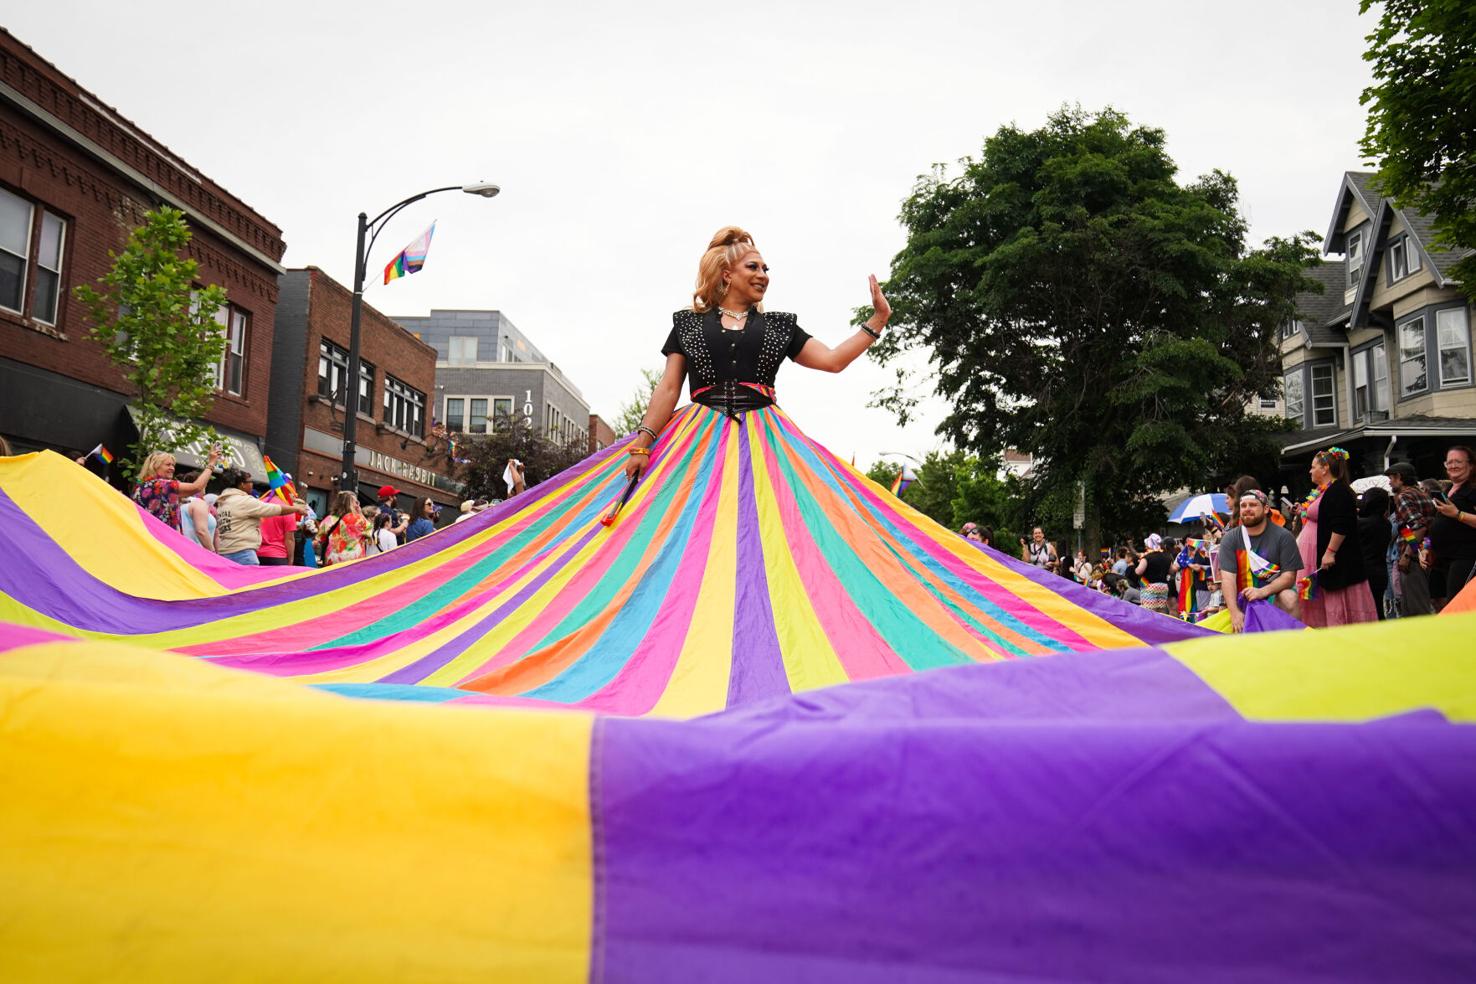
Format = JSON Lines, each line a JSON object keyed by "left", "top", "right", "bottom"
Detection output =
{"left": 718, "top": 306, "right": 750, "bottom": 322}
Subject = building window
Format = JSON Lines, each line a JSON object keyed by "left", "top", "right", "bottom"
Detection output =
{"left": 449, "top": 335, "right": 477, "bottom": 365}
{"left": 469, "top": 398, "right": 489, "bottom": 434}
{"left": 1310, "top": 363, "right": 1336, "bottom": 427}
{"left": 1281, "top": 319, "right": 1302, "bottom": 342}
{"left": 214, "top": 305, "right": 249, "bottom": 396}
{"left": 1353, "top": 343, "right": 1390, "bottom": 423}
{"left": 384, "top": 375, "right": 425, "bottom": 436}
{"left": 0, "top": 187, "right": 32, "bottom": 313}
{"left": 1399, "top": 317, "right": 1428, "bottom": 397}
{"left": 1437, "top": 307, "right": 1471, "bottom": 387}
{"left": 357, "top": 359, "right": 375, "bottom": 416}
{"left": 1388, "top": 237, "right": 1420, "bottom": 282}
{"left": 1346, "top": 229, "right": 1363, "bottom": 287}
{"left": 30, "top": 211, "right": 65, "bottom": 324}
{"left": 445, "top": 397, "right": 465, "bottom": 433}
{"left": 1284, "top": 370, "right": 1304, "bottom": 424}
{"left": 492, "top": 397, "right": 514, "bottom": 431}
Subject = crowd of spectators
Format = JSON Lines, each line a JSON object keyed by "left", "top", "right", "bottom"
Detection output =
{"left": 80, "top": 446, "right": 539, "bottom": 569}
{"left": 952, "top": 443, "right": 1475, "bottom": 629}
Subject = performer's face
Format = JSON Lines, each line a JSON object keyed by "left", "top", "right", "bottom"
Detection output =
{"left": 725, "top": 251, "right": 769, "bottom": 306}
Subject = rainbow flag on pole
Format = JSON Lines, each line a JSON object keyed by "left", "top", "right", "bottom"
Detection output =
{"left": 383, "top": 222, "right": 436, "bottom": 285}
{"left": 87, "top": 444, "right": 114, "bottom": 465}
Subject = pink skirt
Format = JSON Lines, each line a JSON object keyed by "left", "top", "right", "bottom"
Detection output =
{"left": 1297, "top": 519, "right": 1379, "bottom": 627}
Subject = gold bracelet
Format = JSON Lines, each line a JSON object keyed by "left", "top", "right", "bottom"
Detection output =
{"left": 628, "top": 447, "right": 650, "bottom": 457}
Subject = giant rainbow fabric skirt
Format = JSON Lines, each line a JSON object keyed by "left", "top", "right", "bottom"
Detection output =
{"left": 2, "top": 403, "right": 1473, "bottom": 981}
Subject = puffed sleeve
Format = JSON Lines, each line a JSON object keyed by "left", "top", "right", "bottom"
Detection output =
{"left": 784, "top": 317, "right": 811, "bottom": 361}
{"left": 661, "top": 312, "right": 686, "bottom": 359}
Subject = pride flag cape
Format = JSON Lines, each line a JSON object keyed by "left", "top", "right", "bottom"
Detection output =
{"left": 383, "top": 222, "right": 435, "bottom": 284}
{"left": 0, "top": 406, "right": 1208, "bottom": 717}
{"left": 2, "top": 614, "right": 1473, "bottom": 979}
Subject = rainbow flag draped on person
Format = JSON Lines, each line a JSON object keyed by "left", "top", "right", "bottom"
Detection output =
{"left": 383, "top": 222, "right": 435, "bottom": 284}
{"left": 262, "top": 455, "right": 296, "bottom": 505}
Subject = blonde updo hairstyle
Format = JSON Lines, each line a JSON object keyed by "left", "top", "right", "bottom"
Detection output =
{"left": 692, "top": 226, "right": 763, "bottom": 313}
{"left": 138, "top": 451, "right": 176, "bottom": 482}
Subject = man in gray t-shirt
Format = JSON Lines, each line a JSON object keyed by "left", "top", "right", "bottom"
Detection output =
{"left": 1218, "top": 489, "right": 1302, "bottom": 632}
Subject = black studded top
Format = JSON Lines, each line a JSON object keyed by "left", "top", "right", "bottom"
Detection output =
{"left": 661, "top": 309, "right": 811, "bottom": 410}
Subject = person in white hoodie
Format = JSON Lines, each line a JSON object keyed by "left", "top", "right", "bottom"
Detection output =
{"left": 213, "top": 468, "right": 307, "bottom": 565}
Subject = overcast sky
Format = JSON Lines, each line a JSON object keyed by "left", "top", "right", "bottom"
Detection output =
{"left": 10, "top": 1, "right": 1375, "bottom": 466}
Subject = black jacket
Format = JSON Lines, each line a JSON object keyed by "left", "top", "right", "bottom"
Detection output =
{"left": 1315, "top": 480, "right": 1366, "bottom": 590}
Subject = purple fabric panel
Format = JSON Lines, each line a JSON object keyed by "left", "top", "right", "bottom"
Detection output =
{"left": 594, "top": 648, "right": 1476, "bottom": 982}
{"left": 725, "top": 421, "right": 789, "bottom": 708}
{"left": 1245, "top": 599, "right": 1307, "bottom": 632}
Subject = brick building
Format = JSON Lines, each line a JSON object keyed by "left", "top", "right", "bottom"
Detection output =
{"left": 589, "top": 413, "right": 616, "bottom": 454}
{"left": 267, "top": 268, "right": 463, "bottom": 521}
{"left": 0, "top": 28, "right": 285, "bottom": 480}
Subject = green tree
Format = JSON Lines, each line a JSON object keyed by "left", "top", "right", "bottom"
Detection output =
{"left": 456, "top": 415, "right": 587, "bottom": 500}
{"left": 866, "top": 451, "right": 1020, "bottom": 546}
{"left": 614, "top": 368, "right": 663, "bottom": 436}
{"left": 1360, "top": 0, "right": 1476, "bottom": 298}
{"left": 73, "top": 207, "right": 227, "bottom": 475}
{"left": 872, "top": 107, "right": 1317, "bottom": 548}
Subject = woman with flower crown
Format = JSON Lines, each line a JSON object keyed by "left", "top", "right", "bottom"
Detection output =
{"left": 1296, "top": 447, "right": 1377, "bottom": 627}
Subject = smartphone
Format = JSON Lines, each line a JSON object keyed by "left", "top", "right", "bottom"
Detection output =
{"left": 1431, "top": 489, "right": 1450, "bottom": 504}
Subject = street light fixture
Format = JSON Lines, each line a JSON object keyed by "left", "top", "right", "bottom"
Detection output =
{"left": 340, "top": 182, "right": 499, "bottom": 495}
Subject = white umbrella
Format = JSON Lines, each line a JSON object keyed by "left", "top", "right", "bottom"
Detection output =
{"left": 1352, "top": 475, "right": 1390, "bottom": 495}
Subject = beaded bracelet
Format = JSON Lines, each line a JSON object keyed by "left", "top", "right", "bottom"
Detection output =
{"left": 628, "top": 447, "right": 650, "bottom": 456}
{"left": 637, "top": 425, "right": 659, "bottom": 441}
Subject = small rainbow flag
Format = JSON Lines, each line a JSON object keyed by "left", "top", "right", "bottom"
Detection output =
{"left": 88, "top": 444, "right": 114, "bottom": 465}
{"left": 889, "top": 465, "right": 916, "bottom": 497}
{"left": 263, "top": 455, "right": 296, "bottom": 505}
{"left": 1202, "top": 512, "right": 1226, "bottom": 533}
{"left": 1297, "top": 571, "right": 1320, "bottom": 601}
{"left": 384, "top": 223, "right": 436, "bottom": 285}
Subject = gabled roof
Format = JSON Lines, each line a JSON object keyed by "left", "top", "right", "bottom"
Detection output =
{"left": 1329, "top": 170, "right": 1469, "bottom": 294}
{"left": 1400, "top": 209, "right": 1470, "bottom": 283}
{"left": 1324, "top": 172, "right": 1386, "bottom": 255}
{"left": 1294, "top": 260, "right": 1350, "bottom": 346}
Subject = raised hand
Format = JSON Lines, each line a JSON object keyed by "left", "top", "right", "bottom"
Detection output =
{"left": 868, "top": 274, "right": 891, "bottom": 325}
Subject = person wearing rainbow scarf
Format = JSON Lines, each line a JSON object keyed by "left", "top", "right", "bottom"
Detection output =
{"left": 1216, "top": 488, "right": 1302, "bottom": 632}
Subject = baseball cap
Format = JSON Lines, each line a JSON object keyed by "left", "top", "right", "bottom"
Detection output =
{"left": 1384, "top": 462, "right": 1417, "bottom": 482}
{"left": 377, "top": 485, "right": 401, "bottom": 499}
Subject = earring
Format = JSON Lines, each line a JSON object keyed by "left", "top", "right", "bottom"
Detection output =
{"left": 720, "top": 281, "right": 729, "bottom": 296}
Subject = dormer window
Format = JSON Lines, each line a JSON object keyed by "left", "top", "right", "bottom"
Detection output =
{"left": 1346, "top": 230, "right": 1363, "bottom": 287}
{"left": 1389, "top": 236, "right": 1420, "bottom": 282}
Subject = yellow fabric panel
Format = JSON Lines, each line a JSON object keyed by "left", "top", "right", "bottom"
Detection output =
{"left": 0, "top": 640, "right": 593, "bottom": 983}
{"left": 648, "top": 423, "right": 741, "bottom": 717}
{"left": 748, "top": 415, "right": 850, "bottom": 694}
{"left": 1168, "top": 611, "right": 1476, "bottom": 723}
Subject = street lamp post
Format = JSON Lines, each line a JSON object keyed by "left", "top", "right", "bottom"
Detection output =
{"left": 340, "top": 182, "right": 500, "bottom": 495}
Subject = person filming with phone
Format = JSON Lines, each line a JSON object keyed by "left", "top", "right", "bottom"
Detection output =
{"left": 1429, "top": 445, "right": 1476, "bottom": 609}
